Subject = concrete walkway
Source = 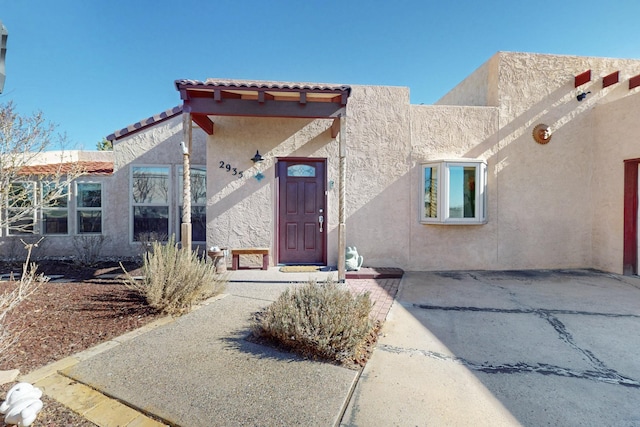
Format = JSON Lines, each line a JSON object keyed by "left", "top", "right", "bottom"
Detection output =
{"left": 21, "top": 268, "right": 400, "bottom": 426}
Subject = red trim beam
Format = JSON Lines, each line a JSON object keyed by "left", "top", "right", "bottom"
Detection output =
{"left": 575, "top": 70, "right": 591, "bottom": 87}
{"left": 630, "top": 74, "right": 640, "bottom": 90}
{"left": 603, "top": 71, "right": 619, "bottom": 88}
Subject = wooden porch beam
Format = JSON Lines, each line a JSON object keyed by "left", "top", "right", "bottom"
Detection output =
{"left": 192, "top": 113, "right": 215, "bottom": 135}
{"left": 338, "top": 114, "right": 347, "bottom": 282}
{"left": 330, "top": 118, "right": 340, "bottom": 138}
{"left": 575, "top": 70, "right": 591, "bottom": 87}
{"left": 630, "top": 74, "right": 640, "bottom": 90}
{"left": 184, "top": 97, "right": 346, "bottom": 119}
{"left": 603, "top": 71, "right": 619, "bottom": 88}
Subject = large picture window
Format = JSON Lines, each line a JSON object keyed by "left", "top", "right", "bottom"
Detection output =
{"left": 77, "top": 182, "right": 102, "bottom": 234}
{"left": 177, "top": 166, "right": 206, "bottom": 243}
{"left": 132, "top": 166, "right": 170, "bottom": 241}
{"left": 421, "top": 160, "right": 486, "bottom": 224}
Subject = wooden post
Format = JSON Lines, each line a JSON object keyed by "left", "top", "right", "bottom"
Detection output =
{"left": 338, "top": 114, "right": 347, "bottom": 282}
{"left": 181, "top": 112, "right": 192, "bottom": 251}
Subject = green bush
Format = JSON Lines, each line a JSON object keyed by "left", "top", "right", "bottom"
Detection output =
{"left": 253, "top": 279, "right": 375, "bottom": 365}
{"left": 123, "top": 237, "right": 226, "bottom": 315}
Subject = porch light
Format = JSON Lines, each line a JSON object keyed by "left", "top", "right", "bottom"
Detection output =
{"left": 251, "top": 150, "right": 265, "bottom": 163}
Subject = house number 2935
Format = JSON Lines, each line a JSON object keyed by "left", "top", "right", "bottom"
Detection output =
{"left": 219, "top": 161, "right": 243, "bottom": 178}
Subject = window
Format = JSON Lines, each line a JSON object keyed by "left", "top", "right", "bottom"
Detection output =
{"left": 287, "top": 164, "right": 316, "bottom": 177}
{"left": 77, "top": 182, "right": 102, "bottom": 234}
{"left": 177, "top": 166, "right": 206, "bottom": 242}
{"left": 6, "top": 182, "right": 36, "bottom": 235}
{"left": 41, "top": 182, "right": 69, "bottom": 234}
{"left": 421, "top": 160, "right": 486, "bottom": 224}
{"left": 132, "top": 166, "right": 170, "bottom": 241}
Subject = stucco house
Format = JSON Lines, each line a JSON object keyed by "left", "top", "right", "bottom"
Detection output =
{"left": 4, "top": 51, "right": 640, "bottom": 277}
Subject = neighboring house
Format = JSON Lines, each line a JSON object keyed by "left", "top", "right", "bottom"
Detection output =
{"left": 0, "top": 150, "right": 113, "bottom": 259}
{"left": 4, "top": 51, "right": 640, "bottom": 276}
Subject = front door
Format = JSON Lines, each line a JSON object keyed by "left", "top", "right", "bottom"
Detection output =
{"left": 277, "top": 159, "right": 326, "bottom": 265}
{"left": 623, "top": 159, "right": 639, "bottom": 275}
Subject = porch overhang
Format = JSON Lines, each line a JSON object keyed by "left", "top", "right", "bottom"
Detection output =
{"left": 174, "top": 80, "right": 351, "bottom": 135}
{"left": 175, "top": 79, "right": 351, "bottom": 281}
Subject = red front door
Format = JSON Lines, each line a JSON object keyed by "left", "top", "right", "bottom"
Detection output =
{"left": 277, "top": 159, "right": 326, "bottom": 265}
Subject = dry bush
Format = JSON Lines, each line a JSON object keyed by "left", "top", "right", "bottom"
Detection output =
{"left": 72, "top": 235, "right": 107, "bottom": 266}
{"left": 122, "top": 237, "right": 226, "bottom": 315}
{"left": 253, "top": 279, "right": 375, "bottom": 365}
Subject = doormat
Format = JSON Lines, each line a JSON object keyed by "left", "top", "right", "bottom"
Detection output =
{"left": 279, "top": 266, "right": 320, "bottom": 273}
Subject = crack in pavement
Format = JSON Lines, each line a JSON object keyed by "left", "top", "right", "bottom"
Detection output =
{"left": 413, "top": 304, "right": 640, "bottom": 318}
{"left": 377, "top": 343, "right": 640, "bottom": 388}
{"left": 384, "top": 304, "right": 640, "bottom": 388}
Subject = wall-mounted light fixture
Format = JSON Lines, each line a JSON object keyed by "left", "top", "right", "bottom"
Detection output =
{"left": 577, "top": 90, "right": 591, "bottom": 101}
{"left": 251, "top": 150, "right": 264, "bottom": 163}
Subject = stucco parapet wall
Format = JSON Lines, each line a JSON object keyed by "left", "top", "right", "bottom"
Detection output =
{"left": 410, "top": 104, "right": 498, "bottom": 161}
{"left": 436, "top": 51, "right": 640, "bottom": 111}
{"left": 435, "top": 53, "right": 500, "bottom": 107}
{"left": 8, "top": 150, "right": 113, "bottom": 166}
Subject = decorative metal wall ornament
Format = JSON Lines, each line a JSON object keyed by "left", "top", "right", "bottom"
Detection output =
{"left": 533, "top": 124, "right": 552, "bottom": 144}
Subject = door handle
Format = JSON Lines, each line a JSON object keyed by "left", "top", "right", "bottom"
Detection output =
{"left": 319, "top": 215, "right": 324, "bottom": 233}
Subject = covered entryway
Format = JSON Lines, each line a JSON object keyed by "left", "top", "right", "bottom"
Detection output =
{"left": 175, "top": 80, "right": 351, "bottom": 279}
{"left": 277, "top": 158, "right": 326, "bottom": 265}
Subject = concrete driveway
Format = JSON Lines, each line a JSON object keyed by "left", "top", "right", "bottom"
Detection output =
{"left": 342, "top": 270, "right": 640, "bottom": 427}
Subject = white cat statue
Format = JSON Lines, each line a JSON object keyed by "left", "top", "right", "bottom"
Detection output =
{"left": 345, "top": 246, "right": 364, "bottom": 271}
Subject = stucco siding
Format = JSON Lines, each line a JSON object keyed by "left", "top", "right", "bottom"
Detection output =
{"left": 436, "top": 53, "right": 499, "bottom": 107}
{"left": 107, "top": 115, "right": 208, "bottom": 258}
{"left": 591, "top": 94, "right": 640, "bottom": 273}
{"left": 204, "top": 85, "right": 412, "bottom": 268}
{"left": 341, "top": 85, "right": 412, "bottom": 267}
{"left": 5, "top": 51, "right": 640, "bottom": 274}
{"left": 409, "top": 105, "right": 499, "bottom": 270}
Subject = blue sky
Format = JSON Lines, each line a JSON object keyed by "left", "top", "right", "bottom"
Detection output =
{"left": 2, "top": 0, "right": 640, "bottom": 150}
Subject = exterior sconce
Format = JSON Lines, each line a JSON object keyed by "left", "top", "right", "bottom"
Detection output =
{"left": 577, "top": 91, "right": 591, "bottom": 101}
{"left": 251, "top": 150, "right": 264, "bottom": 163}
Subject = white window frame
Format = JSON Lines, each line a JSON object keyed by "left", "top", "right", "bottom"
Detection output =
{"left": 41, "top": 181, "right": 70, "bottom": 235}
{"left": 75, "top": 181, "right": 103, "bottom": 235}
{"left": 421, "top": 160, "right": 487, "bottom": 225}
{"left": 130, "top": 165, "right": 171, "bottom": 242}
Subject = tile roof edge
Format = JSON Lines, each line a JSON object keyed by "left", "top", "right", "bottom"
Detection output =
{"left": 106, "top": 105, "right": 183, "bottom": 142}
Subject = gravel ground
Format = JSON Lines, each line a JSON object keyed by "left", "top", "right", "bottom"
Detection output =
{"left": 0, "top": 260, "right": 161, "bottom": 427}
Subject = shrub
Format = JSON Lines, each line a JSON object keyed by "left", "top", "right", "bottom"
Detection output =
{"left": 122, "top": 237, "right": 226, "bottom": 315}
{"left": 72, "top": 235, "right": 107, "bottom": 266}
{"left": 253, "top": 279, "right": 375, "bottom": 366}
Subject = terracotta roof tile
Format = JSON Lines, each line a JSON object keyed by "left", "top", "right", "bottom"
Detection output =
{"left": 18, "top": 161, "right": 113, "bottom": 176}
{"left": 106, "top": 105, "right": 183, "bottom": 142}
{"left": 175, "top": 79, "right": 352, "bottom": 94}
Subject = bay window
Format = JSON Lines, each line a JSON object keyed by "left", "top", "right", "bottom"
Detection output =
{"left": 421, "top": 160, "right": 486, "bottom": 224}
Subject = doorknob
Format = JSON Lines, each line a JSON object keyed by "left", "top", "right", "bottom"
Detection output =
{"left": 319, "top": 215, "right": 324, "bottom": 233}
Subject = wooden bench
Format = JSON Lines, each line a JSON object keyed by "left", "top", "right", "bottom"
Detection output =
{"left": 231, "top": 248, "right": 269, "bottom": 270}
